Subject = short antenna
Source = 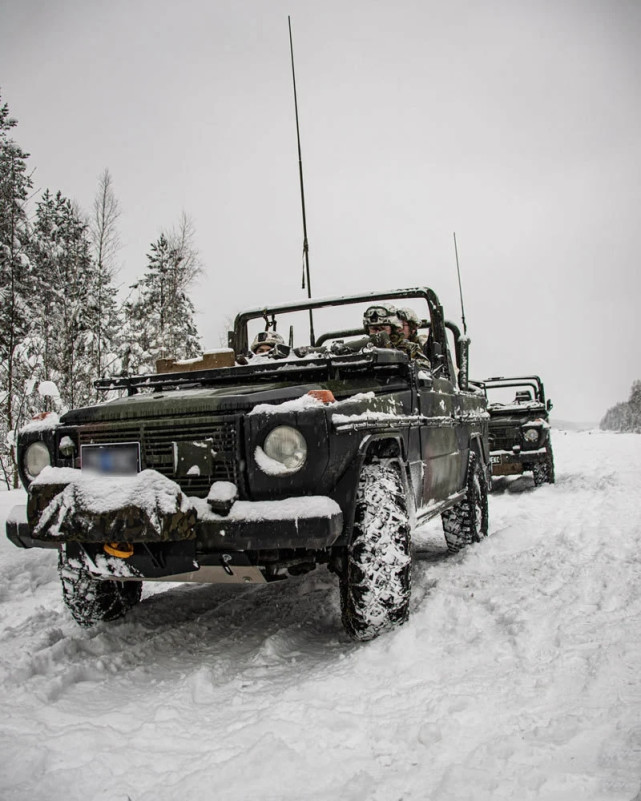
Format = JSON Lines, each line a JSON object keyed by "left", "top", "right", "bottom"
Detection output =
{"left": 453, "top": 232, "right": 467, "bottom": 335}
{"left": 288, "top": 16, "right": 315, "bottom": 345}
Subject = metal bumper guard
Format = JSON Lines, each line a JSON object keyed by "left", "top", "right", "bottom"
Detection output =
{"left": 7, "top": 495, "right": 344, "bottom": 552}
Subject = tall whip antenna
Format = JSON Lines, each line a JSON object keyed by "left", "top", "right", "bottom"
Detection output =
{"left": 453, "top": 231, "right": 467, "bottom": 335}
{"left": 288, "top": 16, "right": 315, "bottom": 345}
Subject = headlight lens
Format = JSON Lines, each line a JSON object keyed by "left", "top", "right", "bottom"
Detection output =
{"left": 24, "top": 441, "right": 51, "bottom": 479}
{"left": 263, "top": 426, "right": 307, "bottom": 472}
{"left": 523, "top": 428, "right": 539, "bottom": 443}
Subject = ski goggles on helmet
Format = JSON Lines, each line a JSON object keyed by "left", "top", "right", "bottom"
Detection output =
{"left": 363, "top": 304, "right": 399, "bottom": 327}
{"left": 363, "top": 305, "right": 401, "bottom": 333}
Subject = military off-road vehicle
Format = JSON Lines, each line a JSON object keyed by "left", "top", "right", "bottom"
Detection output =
{"left": 480, "top": 375, "right": 554, "bottom": 487}
{"left": 7, "top": 288, "right": 490, "bottom": 641}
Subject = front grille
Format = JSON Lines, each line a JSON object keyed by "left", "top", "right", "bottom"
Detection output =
{"left": 489, "top": 425, "right": 520, "bottom": 451}
{"left": 75, "top": 415, "right": 241, "bottom": 498}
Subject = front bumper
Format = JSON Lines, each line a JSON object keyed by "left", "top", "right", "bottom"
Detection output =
{"left": 489, "top": 447, "right": 548, "bottom": 476}
{"left": 7, "top": 494, "right": 344, "bottom": 553}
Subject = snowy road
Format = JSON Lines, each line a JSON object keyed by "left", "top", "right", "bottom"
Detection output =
{"left": 1, "top": 431, "right": 641, "bottom": 801}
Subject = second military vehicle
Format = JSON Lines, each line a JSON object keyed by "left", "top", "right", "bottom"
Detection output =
{"left": 480, "top": 375, "right": 555, "bottom": 487}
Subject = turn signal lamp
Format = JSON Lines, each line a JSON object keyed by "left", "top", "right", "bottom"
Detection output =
{"left": 307, "top": 389, "right": 335, "bottom": 403}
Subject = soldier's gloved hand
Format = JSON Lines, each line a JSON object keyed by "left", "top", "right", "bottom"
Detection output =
{"left": 369, "top": 331, "right": 392, "bottom": 349}
{"left": 293, "top": 346, "right": 310, "bottom": 357}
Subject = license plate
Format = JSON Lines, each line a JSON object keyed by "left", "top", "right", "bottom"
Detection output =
{"left": 490, "top": 455, "right": 502, "bottom": 464}
{"left": 81, "top": 443, "right": 140, "bottom": 475}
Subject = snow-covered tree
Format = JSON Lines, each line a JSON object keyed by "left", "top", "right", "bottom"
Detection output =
{"left": 28, "top": 190, "right": 97, "bottom": 410}
{"left": 122, "top": 215, "right": 202, "bottom": 374}
{"left": 0, "top": 92, "right": 34, "bottom": 487}
{"left": 600, "top": 381, "right": 641, "bottom": 433}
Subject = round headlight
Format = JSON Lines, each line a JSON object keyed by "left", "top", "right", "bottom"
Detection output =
{"left": 523, "top": 428, "right": 539, "bottom": 443}
{"left": 263, "top": 426, "right": 307, "bottom": 472}
{"left": 24, "top": 441, "right": 51, "bottom": 479}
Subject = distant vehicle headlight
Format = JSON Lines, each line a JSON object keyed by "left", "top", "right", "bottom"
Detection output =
{"left": 523, "top": 428, "right": 539, "bottom": 443}
{"left": 24, "top": 441, "right": 51, "bottom": 479}
{"left": 263, "top": 426, "right": 307, "bottom": 472}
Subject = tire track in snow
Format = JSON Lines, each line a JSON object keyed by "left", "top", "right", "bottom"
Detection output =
{"left": 2, "top": 434, "right": 641, "bottom": 800}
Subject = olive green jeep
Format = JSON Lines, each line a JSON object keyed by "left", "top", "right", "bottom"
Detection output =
{"left": 480, "top": 375, "right": 554, "bottom": 487}
{"left": 7, "top": 287, "right": 490, "bottom": 640}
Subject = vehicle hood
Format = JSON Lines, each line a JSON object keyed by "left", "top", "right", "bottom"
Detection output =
{"left": 61, "top": 381, "right": 325, "bottom": 425}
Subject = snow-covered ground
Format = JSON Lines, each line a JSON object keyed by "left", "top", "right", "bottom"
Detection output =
{"left": 1, "top": 430, "right": 641, "bottom": 801}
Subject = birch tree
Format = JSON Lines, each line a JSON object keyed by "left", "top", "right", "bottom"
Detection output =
{"left": 88, "top": 168, "right": 122, "bottom": 388}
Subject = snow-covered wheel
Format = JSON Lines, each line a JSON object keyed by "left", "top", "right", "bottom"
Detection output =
{"left": 59, "top": 551, "right": 142, "bottom": 628}
{"left": 441, "top": 452, "right": 489, "bottom": 553}
{"left": 340, "top": 462, "right": 411, "bottom": 641}
{"left": 533, "top": 445, "right": 555, "bottom": 487}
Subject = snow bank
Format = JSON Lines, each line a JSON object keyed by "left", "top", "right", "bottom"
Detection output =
{"left": 2, "top": 432, "right": 641, "bottom": 800}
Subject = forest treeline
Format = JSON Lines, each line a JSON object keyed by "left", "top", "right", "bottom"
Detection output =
{"left": 0, "top": 92, "right": 203, "bottom": 488}
{"left": 600, "top": 381, "right": 641, "bottom": 434}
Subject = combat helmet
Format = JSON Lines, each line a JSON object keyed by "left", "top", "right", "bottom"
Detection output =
{"left": 251, "top": 330, "right": 285, "bottom": 353}
{"left": 397, "top": 307, "right": 421, "bottom": 331}
{"left": 362, "top": 303, "right": 401, "bottom": 333}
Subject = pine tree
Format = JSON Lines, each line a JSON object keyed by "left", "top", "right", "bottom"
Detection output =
{"left": 122, "top": 216, "right": 202, "bottom": 374}
{"left": 29, "top": 190, "right": 97, "bottom": 410}
{"left": 0, "top": 92, "right": 34, "bottom": 487}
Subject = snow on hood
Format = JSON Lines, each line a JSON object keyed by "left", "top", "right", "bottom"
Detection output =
{"left": 248, "top": 391, "right": 396, "bottom": 417}
{"left": 249, "top": 394, "right": 325, "bottom": 416}
{"left": 19, "top": 412, "right": 60, "bottom": 433}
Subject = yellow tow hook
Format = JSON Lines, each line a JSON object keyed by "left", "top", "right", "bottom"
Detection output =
{"left": 104, "top": 542, "right": 134, "bottom": 559}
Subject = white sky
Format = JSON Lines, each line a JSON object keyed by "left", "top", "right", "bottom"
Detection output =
{"left": 1, "top": 0, "right": 640, "bottom": 422}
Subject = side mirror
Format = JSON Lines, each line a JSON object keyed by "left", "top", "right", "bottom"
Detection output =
{"left": 547, "top": 399, "right": 554, "bottom": 411}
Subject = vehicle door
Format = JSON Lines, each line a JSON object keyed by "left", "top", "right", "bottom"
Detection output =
{"left": 417, "top": 368, "right": 463, "bottom": 505}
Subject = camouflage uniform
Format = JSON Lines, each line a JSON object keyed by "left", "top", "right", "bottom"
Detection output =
{"left": 397, "top": 307, "right": 430, "bottom": 356}
{"left": 370, "top": 330, "right": 429, "bottom": 362}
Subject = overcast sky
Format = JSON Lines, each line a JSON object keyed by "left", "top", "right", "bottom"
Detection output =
{"left": 1, "top": 0, "right": 640, "bottom": 421}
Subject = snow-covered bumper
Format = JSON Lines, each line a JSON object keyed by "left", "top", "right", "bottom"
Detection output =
{"left": 489, "top": 447, "right": 548, "bottom": 476}
{"left": 6, "top": 468, "right": 344, "bottom": 552}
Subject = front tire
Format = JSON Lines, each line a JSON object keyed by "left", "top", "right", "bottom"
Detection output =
{"left": 533, "top": 444, "right": 555, "bottom": 486}
{"left": 59, "top": 551, "right": 142, "bottom": 627}
{"left": 340, "top": 462, "right": 411, "bottom": 641}
{"left": 441, "top": 452, "right": 489, "bottom": 553}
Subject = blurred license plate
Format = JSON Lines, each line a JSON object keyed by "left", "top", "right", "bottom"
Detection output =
{"left": 81, "top": 443, "right": 140, "bottom": 475}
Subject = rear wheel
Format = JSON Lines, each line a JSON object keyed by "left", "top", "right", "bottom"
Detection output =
{"left": 59, "top": 550, "right": 142, "bottom": 627}
{"left": 533, "top": 444, "right": 555, "bottom": 486}
{"left": 441, "top": 452, "right": 489, "bottom": 553}
{"left": 340, "top": 462, "right": 411, "bottom": 641}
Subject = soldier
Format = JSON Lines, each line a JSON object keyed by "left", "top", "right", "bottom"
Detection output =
{"left": 397, "top": 307, "right": 428, "bottom": 348}
{"left": 250, "top": 331, "right": 286, "bottom": 356}
{"left": 362, "top": 304, "right": 428, "bottom": 362}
